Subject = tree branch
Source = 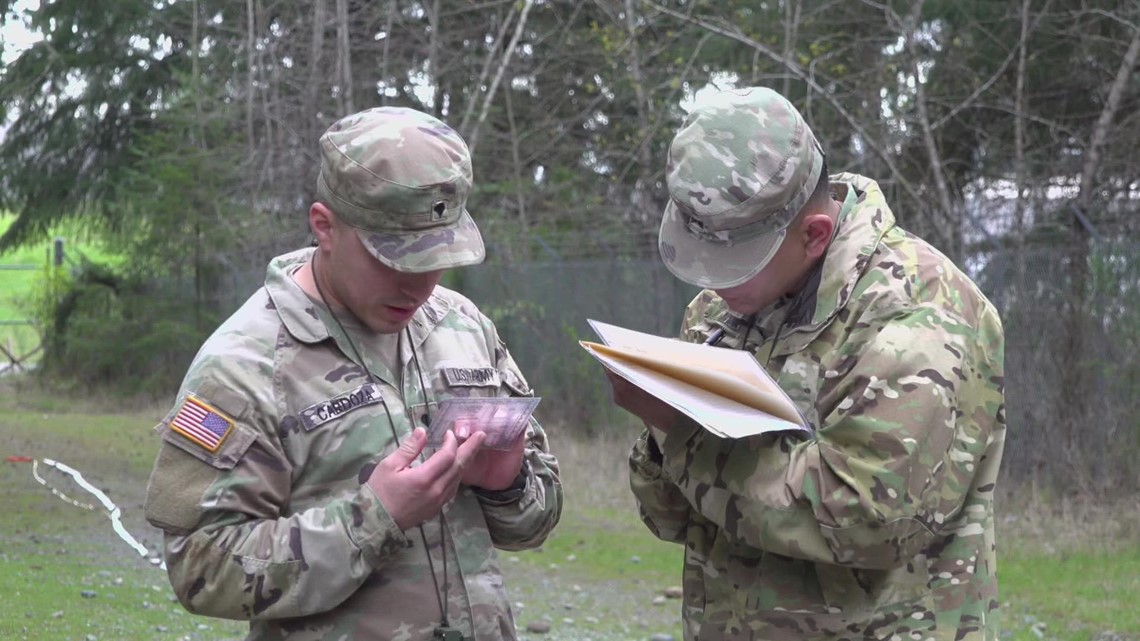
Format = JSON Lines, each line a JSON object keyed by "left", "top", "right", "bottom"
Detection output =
{"left": 896, "top": 0, "right": 958, "bottom": 254}
{"left": 468, "top": 0, "right": 535, "bottom": 156}
{"left": 460, "top": 5, "right": 519, "bottom": 137}
{"left": 1078, "top": 23, "right": 1140, "bottom": 206}
{"left": 930, "top": 0, "right": 1054, "bottom": 131}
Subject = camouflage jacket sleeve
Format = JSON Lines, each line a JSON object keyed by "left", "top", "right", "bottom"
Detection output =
{"left": 652, "top": 303, "right": 1004, "bottom": 570}
{"left": 475, "top": 415, "right": 562, "bottom": 551}
{"left": 145, "top": 371, "right": 411, "bottom": 621}
{"left": 470, "top": 317, "right": 563, "bottom": 551}
{"left": 629, "top": 426, "right": 692, "bottom": 544}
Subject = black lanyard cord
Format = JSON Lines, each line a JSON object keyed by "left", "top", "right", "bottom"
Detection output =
{"left": 408, "top": 329, "right": 452, "bottom": 612}
{"left": 310, "top": 252, "right": 453, "bottom": 629}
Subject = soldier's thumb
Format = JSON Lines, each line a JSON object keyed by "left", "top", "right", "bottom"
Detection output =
{"left": 386, "top": 427, "right": 427, "bottom": 470}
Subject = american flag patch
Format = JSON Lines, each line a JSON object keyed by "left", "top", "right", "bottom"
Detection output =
{"left": 170, "top": 395, "right": 234, "bottom": 452}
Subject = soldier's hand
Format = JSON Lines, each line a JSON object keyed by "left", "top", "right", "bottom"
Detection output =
{"left": 457, "top": 427, "right": 527, "bottom": 491}
{"left": 605, "top": 370, "right": 681, "bottom": 430}
{"left": 367, "top": 427, "right": 485, "bottom": 531}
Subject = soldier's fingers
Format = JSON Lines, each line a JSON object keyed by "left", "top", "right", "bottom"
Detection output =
{"left": 454, "top": 431, "right": 486, "bottom": 470}
{"left": 453, "top": 418, "right": 476, "bottom": 440}
{"left": 428, "top": 432, "right": 481, "bottom": 498}
{"left": 416, "top": 430, "right": 459, "bottom": 480}
{"left": 381, "top": 427, "right": 427, "bottom": 472}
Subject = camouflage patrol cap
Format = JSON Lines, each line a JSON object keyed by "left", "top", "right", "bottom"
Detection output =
{"left": 658, "top": 87, "right": 824, "bottom": 289}
{"left": 316, "top": 107, "right": 485, "bottom": 273}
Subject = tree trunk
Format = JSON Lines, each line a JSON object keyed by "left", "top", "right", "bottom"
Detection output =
{"left": 902, "top": 0, "right": 958, "bottom": 259}
{"left": 781, "top": 0, "right": 801, "bottom": 98}
{"left": 427, "top": 0, "right": 444, "bottom": 116}
{"left": 380, "top": 0, "right": 396, "bottom": 106}
{"left": 305, "top": 0, "right": 327, "bottom": 120}
{"left": 504, "top": 84, "right": 528, "bottom": 234}
{"left": 623, "top": 0, "right": 656, "bottom": 227}
{"left": 335, "top": 0, "right": 354, "bottom": 115}
{"left": 1057, "top": 24, "right": 1140, "bottom": 495}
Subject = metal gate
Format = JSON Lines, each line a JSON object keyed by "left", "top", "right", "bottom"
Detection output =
{"left": 0, "top": 238, "right": 64, "bottom": 374}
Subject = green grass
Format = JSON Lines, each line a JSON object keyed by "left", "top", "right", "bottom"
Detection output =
{"left": 2, "top": 385, "right": 1137, "bottom": 641}
{"left": 515, "top": 506, "right": 682, "bottom": 583}
{"left": 1001, "top": 545, "right": 1140, "bottom": 641}
{"left": 0, "top": 392, "right": 160, "bottom": 479}
{"left": 0, "top": 534, "right": 245, "bottom": 641}
{"left": 0, "top": 213, "right": 119, "bottom": 370}
{"left": 0, "top": 382, "right": 247, "bottom": 640}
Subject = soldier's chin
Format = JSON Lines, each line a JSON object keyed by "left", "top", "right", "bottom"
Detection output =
{"left": 720, "top": 297, "right": 754, "bottom": 314}
{"left": 361, "top": 306, "right": 418, "bottom": 334}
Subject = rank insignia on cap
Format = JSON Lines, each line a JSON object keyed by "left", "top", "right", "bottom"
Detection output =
{"left": 170, "top": 394, "right": 234, "bottom": 453}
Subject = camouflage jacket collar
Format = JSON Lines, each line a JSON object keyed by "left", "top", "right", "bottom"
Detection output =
{"left": 809, "top": 173, "right": 895, "bottom": 327}
{"left": 704, "top": 174, "right": 894, "bottom": 349}
{"left": 264, "top": 248, "right": 451, "bottom": 368}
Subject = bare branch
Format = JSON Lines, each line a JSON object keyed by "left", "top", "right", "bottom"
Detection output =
{"left": 1073, "top": 8, "right": 1138, "bottom": 31}
{"left": 895, "top": 0, "right": 959, "bottom": 253}
{"left": 468, "top": 0, "right": 535, "bottom": 156}
{"left": 1079, "top": 24, "right": 1140, "bottom": 206}
{"left": 460, "top": 5, "right": 519, "bottom": 138}
{"left": 930, "top": 0, "right": 1055, "bottom": 131}
{"left": 504, "top": 82, "right": 528, "bottom": 231}
{"left": 616, "top": 31, "right": 714, "bottom": 186}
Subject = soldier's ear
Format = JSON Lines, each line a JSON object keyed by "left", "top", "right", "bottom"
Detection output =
{"left": 800, "top": 214, "right": 833, "bottom": 260}
{"left": 309, "top": 202, "right": 336, "bottom": 246}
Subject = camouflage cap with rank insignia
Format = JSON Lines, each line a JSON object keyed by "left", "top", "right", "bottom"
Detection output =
{"left": 316, "top": 106, "right": 485, "bottom": 273}
{"left": 658, "top": 86, "right": 825, "bottom": 289}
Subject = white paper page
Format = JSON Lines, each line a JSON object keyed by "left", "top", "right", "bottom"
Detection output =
{"left": 588, "top": 319, "right": 770, "bottom": 386}
{"left": 588, "top": 319, "right": 806, "bottom": 427}
{"left": 583, "top": 342, "right": 807, "bottom": 438}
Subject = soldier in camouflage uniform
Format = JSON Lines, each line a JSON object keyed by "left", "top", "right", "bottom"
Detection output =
{"left": 144, "top": 107, "right": 563, "bottom": 641}
{"left": 610, "top": 87, "right": 1006, "bottom": 641}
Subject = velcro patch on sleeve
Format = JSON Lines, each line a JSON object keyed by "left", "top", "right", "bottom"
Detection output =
{"left": 170, "top": 394, "right": 235, "bottom": 453}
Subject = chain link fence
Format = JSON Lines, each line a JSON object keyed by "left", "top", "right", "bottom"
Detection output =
{"left": 453, "top": 253, "right": 701, "bottom": 431}
{"left": 458, "top": 229, "right": 1139, "bottom": 493}
{"left": 203, "top": 220, "right": 1137, "bottom": 493}
{"left": 974, "top": 238, "right": 1139, "bottom": 493}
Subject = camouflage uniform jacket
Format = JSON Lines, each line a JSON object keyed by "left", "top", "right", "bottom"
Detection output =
{"left": 629, "top": 174, "right": 1006, "bottom": 641}
{"left": 145, "top": 247, "right": 562, "bottom": 641}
